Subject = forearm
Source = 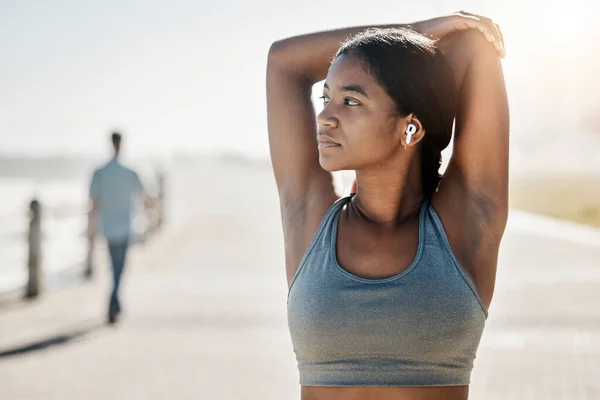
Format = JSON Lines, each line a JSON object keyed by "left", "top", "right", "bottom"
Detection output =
{"left": 268, "top": 23, "right": 410, "bottom": 84}
{"left": 87, "top": 200, "right": 97, "bottom": 239}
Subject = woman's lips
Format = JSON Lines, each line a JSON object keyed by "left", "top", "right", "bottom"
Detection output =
{"left": 317, "top": 135, "right": 340, "bottom": 149}
{"left": 318, "top": 141, "right": 341, "bottom": 149}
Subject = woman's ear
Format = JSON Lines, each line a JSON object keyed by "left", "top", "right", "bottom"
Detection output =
{"left": 403, "top": 114, "right": 425, "bottom": 149}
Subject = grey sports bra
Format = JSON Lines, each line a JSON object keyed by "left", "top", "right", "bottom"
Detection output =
{"left": 287, "top": 195, "right": 488, "bottom": 387}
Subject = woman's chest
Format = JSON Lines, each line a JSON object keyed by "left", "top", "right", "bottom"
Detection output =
{"left": 287, "top": 246, "right": 486, "bottom": 359}
{"left": 336, "top": 219, "right": 420, "bottom": 280}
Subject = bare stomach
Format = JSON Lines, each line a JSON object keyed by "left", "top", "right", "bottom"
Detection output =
{"left": 301, "top": 385, "right": 469, "bottom": 400}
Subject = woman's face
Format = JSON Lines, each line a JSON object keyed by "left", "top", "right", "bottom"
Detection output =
{"left": 317, "top": 53, "right": 405, "bottom": 172}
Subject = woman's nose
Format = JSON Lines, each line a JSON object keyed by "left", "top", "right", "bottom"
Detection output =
{"left": 317, "top": 107, "right": 338, "bottom": 128}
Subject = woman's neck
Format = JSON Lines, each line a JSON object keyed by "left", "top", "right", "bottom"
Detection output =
{"left": 352, "top": 161, "right": 424, "bottom": 225}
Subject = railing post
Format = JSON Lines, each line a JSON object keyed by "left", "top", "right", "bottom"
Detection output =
{"left": 85, "top": 204, "right": 95, "bottom": 279}
{"left": 84, "top": 239, "right": 94, "bottom": 279}
{"left": 156, "top": 172, "right": 165, "bottom": 230}
{"left": 26, "top": 199, "right": 42, "bottom": 298}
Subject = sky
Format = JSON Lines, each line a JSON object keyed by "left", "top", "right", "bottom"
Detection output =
{"left": 1, "top": 0, "right": 599, "bottom": 167}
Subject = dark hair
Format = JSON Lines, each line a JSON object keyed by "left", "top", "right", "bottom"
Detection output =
{"left": 111, "top": 132, "right": 122, "bottom": 147}
{"left": 335, "top": 28, "right": 457, "bottom": 197}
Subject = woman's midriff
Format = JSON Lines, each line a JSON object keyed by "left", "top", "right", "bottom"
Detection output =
{"left": 301, "top": 385, "right": 469, "bottom": 400}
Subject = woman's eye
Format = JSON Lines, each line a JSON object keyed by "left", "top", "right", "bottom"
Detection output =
{"left": 319, "top": 96, "right": 359, "bottom": 106}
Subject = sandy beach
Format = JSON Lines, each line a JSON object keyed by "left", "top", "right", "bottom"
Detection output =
{"left": 1, "top": 156, "right": 599, "bottom": 399}
{"left": 510, "top": 174, "right": 600, "bottom": 228}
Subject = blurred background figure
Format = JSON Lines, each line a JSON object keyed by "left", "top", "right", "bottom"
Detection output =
{"left": 87, "top": 131, "right": 151, "bottom": 324}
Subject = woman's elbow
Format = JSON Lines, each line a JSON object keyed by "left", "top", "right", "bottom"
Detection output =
{"left": 268, "top": 39, "right": 291, "bottom": 70}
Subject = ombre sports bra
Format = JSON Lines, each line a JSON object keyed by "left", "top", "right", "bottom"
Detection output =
{"left": 287, "top": 195, "right": 488, "bottom": 386}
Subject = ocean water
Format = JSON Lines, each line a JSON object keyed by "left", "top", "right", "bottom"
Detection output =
{"left": 0, "top": 171, "right": 157, "bottom": 294}
{"left": 0, "top": 177, "right": 89, "bottom": 293}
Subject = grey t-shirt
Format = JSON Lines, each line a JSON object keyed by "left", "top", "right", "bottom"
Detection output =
{"left": 89, "top": 159, "right": 144, "bottom": 242}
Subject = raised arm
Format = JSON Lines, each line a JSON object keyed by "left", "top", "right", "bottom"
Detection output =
{"left": 435, "top": 22, "right": 510, "bottom": 235}
{"left": 425, "top": 14, "right": 509, "bottom": 308}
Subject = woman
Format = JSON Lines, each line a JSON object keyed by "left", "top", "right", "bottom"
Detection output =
{"left": 267, "top": 11, "right": 509, "bottom": 400}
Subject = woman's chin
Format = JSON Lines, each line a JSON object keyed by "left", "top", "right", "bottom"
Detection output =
{"left": 318, "top": 156, "right": 345, "bottom": 172}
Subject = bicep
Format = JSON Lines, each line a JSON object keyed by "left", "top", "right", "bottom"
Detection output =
{"left": 438, "top": 32, "right": 509, "bottom": 230}
{"left": 267, "top": 55, "right": 336, "bottom": 211}
{"left": 132, "top": 172, "right": 145, "bottom": 196}
{"left": 267, "top": 51, "right": 338, "bottom": 282}
{"left": 89, "top": 170, "right": 100, "bottom": 199}
{"left": 88, "top": 198, "right": 98, "bottom": 213}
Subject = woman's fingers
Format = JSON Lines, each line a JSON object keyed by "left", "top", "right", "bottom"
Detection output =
{"left": 494, "top": 23, "right": 506, "bottom": 56}
{"left": 459, "top": 16, "right": 496, "bottom": 42}
{"left": 454, "top": 11, "right": 505, "bottom": 57}
{"left": 457, "top": 11, "right": 505, "bottom": 54}
{"left": 478, "top": 16, "right": 505, "bottom": 56}
{"left": 495, "top": 23, "right": 504, "bottom": 43}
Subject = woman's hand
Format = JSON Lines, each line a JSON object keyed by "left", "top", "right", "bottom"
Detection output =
{"left": 412, "top": 11, "right": 505, "bottom": 58}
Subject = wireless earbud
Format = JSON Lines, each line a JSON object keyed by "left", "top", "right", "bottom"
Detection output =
{"left": 406, "top": 124, "right": 417, "bottom": 145}
{"left": 405, "top": 123, "right": 417, "bottom": 149}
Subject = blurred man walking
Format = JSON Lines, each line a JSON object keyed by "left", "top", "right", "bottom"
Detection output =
{"left": 88, "top": 132, "right": 150, "bottom": 324}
